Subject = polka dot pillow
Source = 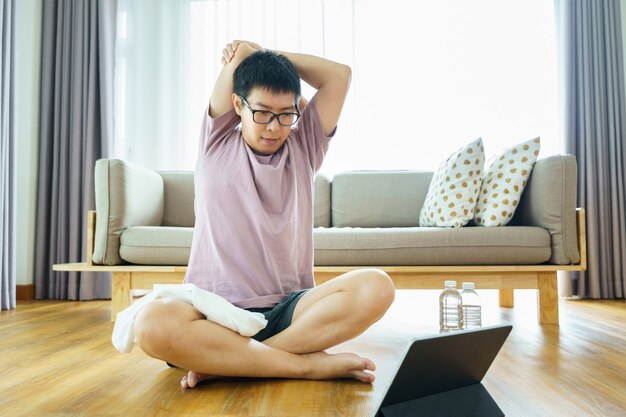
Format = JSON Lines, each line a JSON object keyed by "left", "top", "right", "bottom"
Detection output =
{"left": 420, "top": 138, "right": 485, "bottom": 228}
{"left": 473, "top": 138, "right": 541, "bottom": 226}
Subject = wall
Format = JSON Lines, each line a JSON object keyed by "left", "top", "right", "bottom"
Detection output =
{"left": 16, "top": 0, "right": 42, "bottom": 286}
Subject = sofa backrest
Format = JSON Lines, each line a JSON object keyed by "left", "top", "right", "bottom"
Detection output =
{"left": 160, "top": 172, "right": 195, "bottom": 227}
{"left": 331, "top": 171, "right": 433, "bottom": 227}
{"left": 92, "top": 156, "right": 580, "bottom": 266}
{"left": 314, "top": 174, "right": 331, "bottom": 228}
{"left": 158, "top": 171, "right": 333, "bottom": 229}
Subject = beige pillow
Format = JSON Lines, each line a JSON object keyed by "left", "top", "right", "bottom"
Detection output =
{"left": 473, "top": 138, "right": 541, "bottom": 226}
{"left": 420, "top": 138, "right": 485, "bottom": 227}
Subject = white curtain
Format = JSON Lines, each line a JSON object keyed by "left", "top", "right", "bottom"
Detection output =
{"left": 114, "top": 0, "right": 560, "bottom": 175}
{"left": 115, "top": 0, "right": 192, "bottom": 171}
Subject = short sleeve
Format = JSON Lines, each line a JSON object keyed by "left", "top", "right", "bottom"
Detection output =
{"left": 198, "top": 106, "right": 241, "bottom": 157}
{"left": 290, "top": 99, "right": 336, "bottom": 172}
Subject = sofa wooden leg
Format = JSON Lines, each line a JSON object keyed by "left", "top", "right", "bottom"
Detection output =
{"left": 111, "top": 272, "right": 131, "bottom": 322}
{"left": 499, "top": 289, "right": 514, "bottom": 308}
{"left": 537, "top": 271, "right": 559, "bottom": 324}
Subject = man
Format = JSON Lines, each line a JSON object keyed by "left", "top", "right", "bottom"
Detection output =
{"left": 133, "top": 40, "right": 395, "bottom": 389}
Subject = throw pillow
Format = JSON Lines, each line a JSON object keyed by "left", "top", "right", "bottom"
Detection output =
{"left": 420, "top": 138, "right": 485, "bottom": 228}
{"left": 473, "top": 137, "right": 541, "bottom": 226}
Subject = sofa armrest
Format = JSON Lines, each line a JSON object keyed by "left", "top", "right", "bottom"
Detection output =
{"left": 92, "top": 159, "right": 164, "bottom": 265}
{"left": 513, "top": 155, "right": 580, "bottom": 265}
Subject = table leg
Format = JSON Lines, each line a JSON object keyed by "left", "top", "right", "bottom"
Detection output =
{"left": 538, "top": 271, "right": 559, "bottom": 324}
{"left": 111, "top": 272, "right": 131, "bottom": 322}
{"left": 499, "top": 289, "right": 514, "bottom": 308}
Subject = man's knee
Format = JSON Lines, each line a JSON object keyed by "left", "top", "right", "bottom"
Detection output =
{"left": 355, "top": 269, "right": 395, "bottom": 316}
{"left": 133, "top": 299, "right": 181, "bottom": 358}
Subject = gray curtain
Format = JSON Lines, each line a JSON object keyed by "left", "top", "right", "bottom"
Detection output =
{"left": 557, "top": 0, "right": 626, "bottom": 299}
{"left": 1, "top": 0, "right": 16, "bottom": 310}
{"left": 35, "top": 0, "right": 116, "bottom": 300}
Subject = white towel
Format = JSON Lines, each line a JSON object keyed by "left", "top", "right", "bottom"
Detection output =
{"left": 112, "top": 283, "right": 268, "bottom": 353}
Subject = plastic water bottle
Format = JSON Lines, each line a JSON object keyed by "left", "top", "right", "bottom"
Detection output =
{"left": 439, "top": 280, "right": 463, "bottom": 332}
{"left": 461, "top": 282, "right": 482, "bottom": 329}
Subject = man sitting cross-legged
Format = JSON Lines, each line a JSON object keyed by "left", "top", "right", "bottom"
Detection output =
{"left": 133, "top": 40, "right": 396, "bottom": 389}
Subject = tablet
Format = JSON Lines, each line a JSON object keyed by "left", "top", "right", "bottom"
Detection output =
{"left": 376, "top": 325, "right": 512, "bottom": 417}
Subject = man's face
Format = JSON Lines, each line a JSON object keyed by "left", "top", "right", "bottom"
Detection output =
{"left": 233, "top": 88, "right": 298, "bottom": 156}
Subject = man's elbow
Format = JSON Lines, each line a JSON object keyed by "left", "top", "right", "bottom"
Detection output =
{"left": 339, "top": 64, "right": 352, "bottom": 84}
{"left": 329, "top": 64, "right": 351, "bottom": 92}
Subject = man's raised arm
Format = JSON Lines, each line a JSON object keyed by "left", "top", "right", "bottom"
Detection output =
{"left": 210, "top": 41, "right": 351, "bottom": 132}
{"left": 276, "top": 51, "right": 351, "bottom": 136}
{"left": 208, "top": 41, "right": 259, "bottom": 118}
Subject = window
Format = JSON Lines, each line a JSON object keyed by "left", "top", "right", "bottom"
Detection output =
{"left": 115, "top": 0, "right": 559, "bottom": 174}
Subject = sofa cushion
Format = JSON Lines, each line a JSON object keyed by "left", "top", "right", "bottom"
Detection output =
{"left": 120, "top": 225, "right": 551, "bottom": 266}
{"left": 313, "top": 226, "right": 551, "bottom": 266}
{"left": 474, "top": 138, "right": 541, "bottom": 226}
{"left": 93, "top": 159, "right": 165, "bottom": 265}
{"left": 120, "top": 226, "right": 194, "bottom": 265}
{"left": 420, "top": 138, "right": 485, "bottom": 228}
{"left": 331, "top": 171, "right": 433, "bottom": 227}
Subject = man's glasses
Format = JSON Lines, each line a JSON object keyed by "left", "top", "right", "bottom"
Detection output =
{"left": 240, "top": 97, "right": 300, "bottom": 126}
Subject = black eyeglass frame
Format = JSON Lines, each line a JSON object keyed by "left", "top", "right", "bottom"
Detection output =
{"left": 240, "top": 96, "right": 300, "bottom": 126}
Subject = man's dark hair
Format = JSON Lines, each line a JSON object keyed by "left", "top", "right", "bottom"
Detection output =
{"left": 233, "top": 50, "right": 301, "bottom": 101}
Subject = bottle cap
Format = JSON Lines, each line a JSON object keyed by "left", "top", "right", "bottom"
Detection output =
{"left": 462, "top": 282, "right": 475, "bottom": 289}
{"left": 444, "top": 280, "right": 457, "bottom": 288}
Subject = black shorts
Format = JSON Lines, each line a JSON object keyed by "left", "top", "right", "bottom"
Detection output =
{"left": 246, "top": 289, "right": 309, "bottom": 342}
{"left": 165, "top": 289, "right": 308, "bottom": 368}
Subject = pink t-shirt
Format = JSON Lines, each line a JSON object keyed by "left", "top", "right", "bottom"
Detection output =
{"left": 183, "top": 100, "right": 334, "bottom": 308}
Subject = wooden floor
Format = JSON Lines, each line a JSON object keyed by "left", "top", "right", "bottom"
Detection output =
{"left": 1, "top": 290, "right": 625, "bottom": 417}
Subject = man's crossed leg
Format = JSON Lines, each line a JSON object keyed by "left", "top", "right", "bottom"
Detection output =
{"left": 133, "top": 269, "right": 395, "bottom": 388}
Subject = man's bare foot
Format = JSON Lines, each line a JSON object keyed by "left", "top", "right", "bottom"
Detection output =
{"left": 180, "top": 351, "right": 376, "bottom": 388}
{"left": 303, "top": 351, "right": 376, "bottom": 383}
{"left": 181, "top": 371, "right": 218, "bottom": 389}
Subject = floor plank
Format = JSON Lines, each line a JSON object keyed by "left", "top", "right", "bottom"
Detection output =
{"left": 1, "top": 290, "right": 624, "bottom": 416}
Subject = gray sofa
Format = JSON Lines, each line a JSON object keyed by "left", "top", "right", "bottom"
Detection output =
{"left": 92, "top": 155, "right": 580, "bottom": 268}
{"left": 66, "top": 155, "right": 584, "bottom": 323}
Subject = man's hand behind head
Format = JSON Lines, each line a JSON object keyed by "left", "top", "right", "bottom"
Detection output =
{"left": 233, "top": 40, "right": 263, "bottom": 52}
{"left": 222, "top": 41, "right": 258, "bottom": 66}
